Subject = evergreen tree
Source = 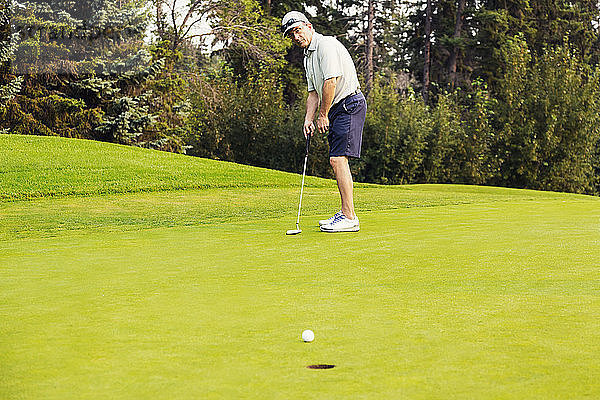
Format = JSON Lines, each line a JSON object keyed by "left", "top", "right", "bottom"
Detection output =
{"left": 4, "top": 0, "right": 161, "bottom": 141}
{"left": 0, "top": 0, "right": 23, "bottom": 133}
{"left": 473, "top": 0, "right": 599, "bottom": 89}
{"left": 11, "top": 0, "right": 149, "bottom": 77}
{"left": 403, "top": 0, "right": 483, "bottom": 95}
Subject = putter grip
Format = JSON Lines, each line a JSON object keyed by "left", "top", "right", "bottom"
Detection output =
{"left": 305, "top": 134, "right": 311, "bottom": 155}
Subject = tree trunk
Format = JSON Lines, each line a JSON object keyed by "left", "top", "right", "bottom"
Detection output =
{"left": 423, "top": 0, "right": 432, "bottom": 103}
{"left": 365, "top": 0, "right": 375, "bottom": 95}
{"left": 155, "top": 0, "right": 164, "bottom": 38}
{"left": 0, "top": 0, "right": 10, "bottom": 79}
{"left": 448, "top": 0, "right": 466, "bottom": 88}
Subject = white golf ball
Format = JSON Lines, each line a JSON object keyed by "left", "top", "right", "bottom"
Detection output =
{"left": 302, "top": 329, "right": 315, "bottom": 342}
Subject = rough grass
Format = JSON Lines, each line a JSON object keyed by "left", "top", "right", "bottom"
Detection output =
{"left": 1, "top": 134, "right": 599, "bottom": 399}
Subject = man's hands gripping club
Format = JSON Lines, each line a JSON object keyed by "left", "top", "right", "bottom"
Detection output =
{"left": 304, "top": 77, "right": 337, "bottom": 137}
{"left": 303, "top": 115, "right": 330, "bottom": 137}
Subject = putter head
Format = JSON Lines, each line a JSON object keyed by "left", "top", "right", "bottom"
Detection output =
{"left": 286, "top": 229, "right": 302, "bottom": 235}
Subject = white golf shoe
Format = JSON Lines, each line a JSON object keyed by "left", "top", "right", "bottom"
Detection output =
{"left": 318, "top": 211, "right": 342, "bottom": 226}
{"left": 320, "top": 213, "right": 360, "bottom": 232}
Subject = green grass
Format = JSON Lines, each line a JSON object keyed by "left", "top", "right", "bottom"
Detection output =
{"left": 0, "top": 134, "right": 330, "bottom": 200}
{"left": 1, "top": 134, "right": 599, "bottom": 398}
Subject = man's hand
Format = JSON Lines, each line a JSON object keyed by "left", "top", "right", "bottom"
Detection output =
{"left": 316, "top": 77, "right": 337, "bottom": 135}
{"left": 303, "top": 120, "right": 315, "bottom": 137}
{"left": 316, "top": 114, "right": 329, "bottom": 134}
{"left": 304, "top": 91, "right": 319, "bottom": 138}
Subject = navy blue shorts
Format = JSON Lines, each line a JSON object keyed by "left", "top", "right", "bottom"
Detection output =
{"left": 327, "top": 92, "right": 367, "bottom": 158}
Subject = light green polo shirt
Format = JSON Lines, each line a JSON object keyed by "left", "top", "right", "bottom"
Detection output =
{"left": 303, "top": 32, "right": 360, "bottom": 106}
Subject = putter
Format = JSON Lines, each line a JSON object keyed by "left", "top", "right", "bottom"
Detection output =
{"left": 286, "top": 134, "right": 311, "bottom": 235}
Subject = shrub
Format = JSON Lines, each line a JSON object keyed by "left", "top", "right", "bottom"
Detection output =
{"left": 2, "top": 86, "right": 102, "bottom": 137}
{"left": 494, "top": 35, "right": 600, "bottom": 193}
{"left": 185, "top": 62, "right": 333, "bottom": 177}
{"left": 356, "top": 76, "right": 430, "bottom": 185}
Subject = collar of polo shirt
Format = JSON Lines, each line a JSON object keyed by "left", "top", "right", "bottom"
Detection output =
{"left": 304, "top": 32, "right": 323, "bottom": 56}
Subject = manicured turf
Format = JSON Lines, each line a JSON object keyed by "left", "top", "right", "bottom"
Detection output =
{"left": 0, "top": 134, "right": 329, "bottom": 200}
{"left": 1, "top": 135, "right": 599, "bottom": 398}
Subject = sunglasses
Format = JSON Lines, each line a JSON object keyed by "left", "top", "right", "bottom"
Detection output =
{"left": 281, "top": 18, "right": 306, "bottom": 33}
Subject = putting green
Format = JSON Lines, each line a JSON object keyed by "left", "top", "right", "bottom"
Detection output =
{"left": 1, "top": 136, "right": 599, "bottom": 398}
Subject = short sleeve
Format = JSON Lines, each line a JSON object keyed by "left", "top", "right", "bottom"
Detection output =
{"left": 306, "top": 75, "right": 315, "bottom": 92}
{"left": 318, "top": 38, "right": 343, "bottom": 81}
{"left": 304, "top": 56, "right": 315, "bottom": 92}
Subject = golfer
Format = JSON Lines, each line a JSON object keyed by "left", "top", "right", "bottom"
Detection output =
{"left": 282, "top": 11, "right": 367, "bottom": 233}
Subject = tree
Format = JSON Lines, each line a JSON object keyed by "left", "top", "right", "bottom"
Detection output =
{"left": 423, "top": 0, "right": 432, "bottom": 102}
{"left": 473, "top": 0, "right": 599, "bottom": 91}
{"left": 152, "top": 0, "right": 285, "bottom": 59}
{"left": 447, "top": 0, "right": 466, "bottom": 88}
{"left": 365, "top": 0, "right": 375, "bottom": 95}
{"left": 492, "top": 35, "right": 600, "bottom": 193}
{"left": 0, "top": 0, "right": 23, "bottom": 129}
{"left": 4, "top": 0, "right": 153, "bottom": 138}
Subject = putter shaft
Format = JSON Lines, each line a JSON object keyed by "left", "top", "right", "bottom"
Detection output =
{"left": 290, "top": 135, "right": 310, "bottom": 234}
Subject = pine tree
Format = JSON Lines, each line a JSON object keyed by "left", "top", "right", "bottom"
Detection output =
{"left": 473, "top": 0, "right": 599, "bottom": 90}
{"left": 0, "top": 0, "right": 23, "bottom": 133}
{"left": 403, "top": 0, "right": 483, "bottom": 94}
{"left": 4, "top": 0, "right": 161, "bottom": 140}
{"left": 10, "top": 0, "right": 149, "bottom": 77}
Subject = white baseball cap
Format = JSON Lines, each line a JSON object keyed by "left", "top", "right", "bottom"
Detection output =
{"left": 281, "top": 11, "right": 309, "bottom": 35}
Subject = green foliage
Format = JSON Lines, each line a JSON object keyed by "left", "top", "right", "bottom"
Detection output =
{"left": 422, "top": 91, "right": 463, "bottom": 183}
{"left": 0, "top": 2, "right": 23, "bottom": 131}
{"left": 10, "top": 0, "right": 149, "bottom": 75}
{"left": 185, "top": 61, "right": 332, "bottom": 177}
{"left": 0, "top": 73, "right": 22, "bottom": 103}
{"left": 2, "top": 85, "right": 103, "bottom": 137}
{"left": 72, "top": 55, "right": 167, "bottom": 145}
{"left": 214, "top": 0, "right": 288, "bottom": 69}
{"left": 4, "top": 52, "right": 164, "bottom": 141}
{"left": 2, "top": 0, "right": 158, "bottom": 140}
{"left": 355, "top": 74, "right": 497, "bottom": 186}
{"left": 526, "top": 46, "right": 600, "bottom": 193}
{"left": 494, "top": 35, "right": 600, "bottom": 193}
{"left": 454, "top": 80, "right": 496, "bottom": 184}
{"left": 94, "top": 93, "right": 154, "bottom": 143}
{"left": 357, "top": 76, "right": 429, "bottom": 184}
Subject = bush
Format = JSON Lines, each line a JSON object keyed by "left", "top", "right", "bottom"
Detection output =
{"left": 356, "top": 76, "right": 430, "bottom": 185}
{"left": 422, "top": 91, "right": 463, "bottom": 183}
{"left": 454, "top": 80, "right": 496, "bottom": 184}
{"left": 494, "top": 35, "right": 600, "bottom": 193}
{"left": 357, "top": 75, "right": 495, "bottom": 186}
{"left": 185, "top": 63, "right": 334, "bottom": 178}
{"left": 2, "top": 86, "right": 102, "bottom": 137}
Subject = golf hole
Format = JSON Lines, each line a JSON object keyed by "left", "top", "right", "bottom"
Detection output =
{"left": 307, "top": 364, "right": 335, "bottom": 370}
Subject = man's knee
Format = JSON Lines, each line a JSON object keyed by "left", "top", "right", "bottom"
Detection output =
{"left": 329, "top": 156, "right": 347, "bottom": 169}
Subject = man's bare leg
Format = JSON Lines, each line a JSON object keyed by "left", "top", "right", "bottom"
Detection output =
{"left": 330, "top": 156, "right": 356, "bottom": 219}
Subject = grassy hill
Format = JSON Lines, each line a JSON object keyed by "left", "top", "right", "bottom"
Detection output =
{"left": 1, "top": 134, "right": 583, "bottom": 201}
{"left": 1, "top": 134, "right": 587, "bottom": 240}
{"left": 1, "top": 134, "right": 599, "bottom": 399}
{"left": 0, "top": 134, "right": 331, "bottom": 200}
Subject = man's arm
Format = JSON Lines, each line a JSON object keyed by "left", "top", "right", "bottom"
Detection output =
{"left": 316, "top": 77, "right": 337, "bottom": 134}
{"left": 304, "top": 90, "right": 319, "bottom": 137}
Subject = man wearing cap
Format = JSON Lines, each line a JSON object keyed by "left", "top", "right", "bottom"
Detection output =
{"left": 282, "top": 11, "right": 367, "bottom": 233}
